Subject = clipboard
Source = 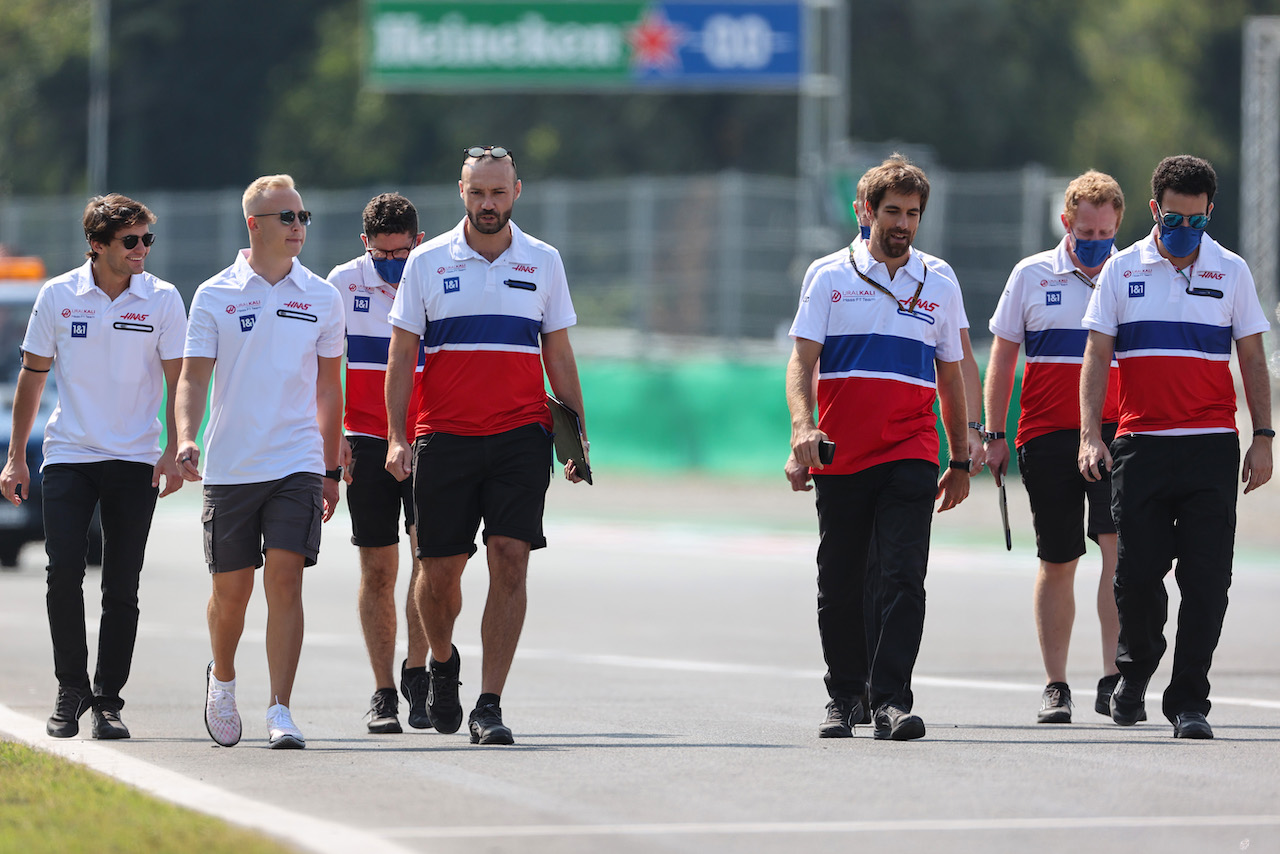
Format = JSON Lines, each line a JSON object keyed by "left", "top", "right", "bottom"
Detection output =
{"left": 547, "top": 394, "right": 592, "bottom": 485}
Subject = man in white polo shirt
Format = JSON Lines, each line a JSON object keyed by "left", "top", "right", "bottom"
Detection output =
{"left": 176, "top": 174, "right": 345, "bottom": 750}
{"left": 326, "top": 192, "right": 431, "bottom": 734}
{"left": 786, "top": 155, "right": 971, "bottom": 741}
{"left": 986, "top": 170, "right": 1127, "bottom": 724}
{"left": 0, "top": 194, "right": 187, "bottom": 740}
{"left": 1079, "top": 155, "right": 1272, "bottom": 739}
{"left": 385, "top": 146, "right": 589, "bottom": 746}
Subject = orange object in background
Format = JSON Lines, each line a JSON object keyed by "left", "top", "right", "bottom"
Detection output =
{"left": 0, "top": 257, "right": 46, "bottom": 280}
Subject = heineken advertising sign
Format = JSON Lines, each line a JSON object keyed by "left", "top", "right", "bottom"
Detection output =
{"left": 365, "top": 1, "right": 805, "bottom": 91}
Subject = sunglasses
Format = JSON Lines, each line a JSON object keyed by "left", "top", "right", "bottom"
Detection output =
{"left": 366, "top": 247, "right": 413, "bottom": 261}
{"left": 252, "top": 210, "right": 312, "bottom": 226}
{"left": 114, "top": 233, "right": 156, "bottom": 250}
{"left": 1157, "top": 205, "right": 1210, "bottom": 230}
{"left": 463, "top": 146, "right": 512, "bottom": 160}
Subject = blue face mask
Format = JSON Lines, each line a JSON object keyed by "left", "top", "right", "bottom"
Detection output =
{"left": 859, "top": 224, "right": 871, "bottom": 241}
{"left": 1159, "top": 222, "right": 1205, "bottom": 258}
{"left": 1072, "top": 234, "right": 1114, "bottom": 268}
{"left": 372, "top": 256, "right": 407, "bottom": 285}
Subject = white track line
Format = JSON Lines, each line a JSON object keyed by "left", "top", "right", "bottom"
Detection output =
{"left": 0, "top": 704, "right": 416, "bottom": 854}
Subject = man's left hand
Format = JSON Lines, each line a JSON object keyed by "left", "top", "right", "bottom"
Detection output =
{"left": 935, "top": 467, "right": 970, "bottom": 512}
{"left": 1243, "top": 436, "right": 1273, "bottom": 494}
{"left": 153, "top": 451, "right": 184, "bottom": 498}
{"left": 322, "top": 475, "right": 340, "bottom": 521}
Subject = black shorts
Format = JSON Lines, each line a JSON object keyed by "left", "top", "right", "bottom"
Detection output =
{"left": 1016, "top": 424, "right": 1117, "bottom": 564}
{"left": 346, "top": 436, "right": 415, "bottom": 548}
{"left": 412, "top": 423, "right": 553, "bottom": 559}
{"left": 202, "top": 472, "right": 323, "bottom": 573}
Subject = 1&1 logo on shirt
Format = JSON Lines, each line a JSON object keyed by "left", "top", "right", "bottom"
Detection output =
{"left": 1045, "top": 291, "right": 1062, "bottom": 306}
{"left": 71, "top": 321, "right": 88, "bottom": 338}
{"left": 443, "top": 277, "right": 460, "bottom": 294}
{"left": 354, "top": 296, "right": 371, "bottom": 313}
{"left": 1128, "top": 281, "right": 1145, "bottom": 298}
{"left": 239, "top": 314, "right": 256, "bottom": 332}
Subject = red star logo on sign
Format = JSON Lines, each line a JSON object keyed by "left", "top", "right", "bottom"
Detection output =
{"left": 628, "top": 8, "right": 684, "bottom": 71}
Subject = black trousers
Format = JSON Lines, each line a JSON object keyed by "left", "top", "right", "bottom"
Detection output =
{"left": 814, "top": 459, "right": 937, "bottom": 711}
{"left": 1110, "top": 433, "right": 1238, "bottom": 722}
{"left": 43, "top": 461, "right": 158, "bottom": 706}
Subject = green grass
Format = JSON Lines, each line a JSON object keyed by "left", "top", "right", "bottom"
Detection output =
{"left": 0, "top": 740, "right": 294, "bottom": 854}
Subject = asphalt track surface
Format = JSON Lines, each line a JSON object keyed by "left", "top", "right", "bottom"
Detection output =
{"left": 1, "top": 473, "right": 1278, "bottom": 854}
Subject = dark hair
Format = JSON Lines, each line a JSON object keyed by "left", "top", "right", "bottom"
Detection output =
{"left": 362, "top": 193, "right": 419, "bottom": 237}
{"left": 82, "top": 194, "right": 155, "bottom": 260}
{"left": 862, "top": 154, "right": 931, "bottom": 215}
{"left": 1151, "top": 155, "right": 1217, "bottom": 207}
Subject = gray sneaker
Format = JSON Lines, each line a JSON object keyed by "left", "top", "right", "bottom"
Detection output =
{"left": 1037, "top": 682, "right": 1073, "bottom": 724}
{"left": 366, "top": 687, "right": 403, "bottom": 734}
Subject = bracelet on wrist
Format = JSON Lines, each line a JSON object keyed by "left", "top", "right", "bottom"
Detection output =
{"left": 1253, "top": 428, "right": 1275, "bottom": 439}
{"left": 948, "top": 458, "right": 972, "bottom": 472}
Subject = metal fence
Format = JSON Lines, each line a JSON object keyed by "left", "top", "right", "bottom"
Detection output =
{"left": 0, "top": 166, "right": 1067, "bottom": 355}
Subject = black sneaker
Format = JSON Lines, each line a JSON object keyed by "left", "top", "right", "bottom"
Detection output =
{"left": 91, "top": 702, "right": 130, "bottom": 740}
{"left": 1037, "top": 682, "right": 1073, "bottom": 724}
{"left": 818, "top": 698, "right": 859, "bottom": 738}
{"left": 873, "top": 705, "right": 926, "bottom": 741}
{"left": 1097, "top": 674, "right": 1146, "bottom": 721}
{"left": 427, "top": 645, "right": 463, "bottom": 734}
{"left": 366, "top": 688, "right": 403, "bottom": 734}
{"left": 1172, "top": 711, "right": 1213, "bottom": 739}
{"left": 468, "top": 702, "right": 515, "bottom": 745}
{"left": 46, "top": 685, "right": 91, "bottom": 738}
{"left": 1110, "top": 676, "right": 1148, "bottom": 726}
{"left": 400, "top": 659, "right": 433, "bottom": 730}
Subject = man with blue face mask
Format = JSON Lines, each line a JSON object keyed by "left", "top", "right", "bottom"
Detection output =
{"left": 1079, "top": 155, "right": 1273, "bottom": 739}
{"left": 984, "top": 171, "right": 1126, "bottom": 725}
{"left": 326, "top": 193, "right": 431, "bottom": 735}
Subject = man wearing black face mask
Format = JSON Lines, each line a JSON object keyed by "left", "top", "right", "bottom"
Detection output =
{"left": 984, "top": 171, "right": 1127, "bottom": 725}
{"left": 1078, "top": 155, "right": 1273, "bottom": 739}
{"left": 326, "top": 193, "right": 430, "bottom": 735}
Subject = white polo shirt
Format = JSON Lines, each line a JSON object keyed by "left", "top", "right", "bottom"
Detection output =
{"left": 184, "top": 250, "right": 345, "bottom": 484}
{"left": 389, "top": 218, "right": 576, "bottom": 438}
{"left": 789, "top": 240, "right": 964, "bottom": 475}
{"left": 988, "top": 235, "right": 1121, "bottom": 446}
{"left": 22, "top": 261, "right": 187, "bottom": 468}
{"left": 1082, "top": 229, "right": 1270, "bottom": 437}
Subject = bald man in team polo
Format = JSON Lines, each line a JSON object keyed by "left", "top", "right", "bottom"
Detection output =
{"left": 385, "top": 146, "right": 589, "bottom": 746}
{"left": 1079, "top": 155, "right": 1272, "bottom": 739}
{"left": 326, "top": 192, "right": 432, "bottom": 734}
{"left": 1, "top": 194, "right": 186, "bottom": 741}
{"left": 787, "top": 155, "right": 971, "bottom": 741}
{"left": 176, "top": 174, "right": 345, "bottom": 750}
{"left": 985, "top": 171, "right": 1127, "bottom": 725}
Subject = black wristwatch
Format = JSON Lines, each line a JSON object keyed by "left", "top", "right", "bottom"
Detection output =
{"left": 983, "top": 430, "right": 1006, "bottom": 442}
{"left": 968, "top": 421, "right": 985, "bottom": 433}
{"left": 948, "top": 459, "right": 972, "bottom": 472}
{"left": 1254, "top": 428, "right": 1276, "bottom": 438}
{"left": 324, "top": 466, "right": 343, "bottom": 481}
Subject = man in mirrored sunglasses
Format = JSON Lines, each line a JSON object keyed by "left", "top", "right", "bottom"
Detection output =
{"left": 385, "top": 146, "right": 589, "bottom": 746}
{"left": 176, "top": 174, "right": 345, "bottom": 750}
{"left": 1079, "top": 155, "right": 1272, "bottom": 739}
{"left": 985, "top": 170, "right": 1127, "bottom": 725}
{"left": 0, "top": 194, "right": 188, "bottom": 741}
{"left": 325, "top": 192, "right": 431, "bottom": 734}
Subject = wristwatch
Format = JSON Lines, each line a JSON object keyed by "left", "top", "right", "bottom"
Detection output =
{"left": 982, "top": 430, "right": 1006, "bottom": 442}
{"left": 324, "top": 467, "right": 343, "bottom": 481}
{"left": 948, "top": 459, "right": 972, "bottom": 472}
{"left": 967, "top": 421, "right": 985, "bottom": 433}
{"left": 1254, "top": 428, "right": 1276, "bottom": 438}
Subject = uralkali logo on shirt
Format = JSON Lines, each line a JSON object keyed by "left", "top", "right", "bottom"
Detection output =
{"left": 61, "top": 308, "right": 96, "bottom": 319}
{"left": 227, "top": 300, "right": 263, "bottom": 314}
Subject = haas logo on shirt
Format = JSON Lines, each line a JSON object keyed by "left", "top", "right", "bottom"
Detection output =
{"left": 1199, "top": 271, "right": 1225, "bottom": 280}
{"left": 284, "top": 301, "right": 311, "bottom": 310}
{"left": 512, "top": 264, "right": 537, "bottom": 274}
{"left": 121, "top": 312, "right": 148, "bottom": 321}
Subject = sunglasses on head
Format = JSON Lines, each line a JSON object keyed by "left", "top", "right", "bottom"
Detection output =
{"left": 252, "top": 209, "right": 312, "bottom": 226}
{"left": 1157, "top": 205, "right": 1210, "bottom": 230}
{"left": 463, "top": 145, "right": 511, "bottom": 160}
{"left": 114, "top": 233, "right": 156, "bottom": 249}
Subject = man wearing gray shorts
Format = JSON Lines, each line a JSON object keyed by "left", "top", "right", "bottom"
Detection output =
{"left": 176, "top": 174, "right": 345, "bottom": 749}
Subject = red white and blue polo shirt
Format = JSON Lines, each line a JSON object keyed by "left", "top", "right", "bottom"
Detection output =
{"left": 1082, "top": 229, "right": 1270, "bottom": 437}
{"left": 326, "top": 253, "right": 425, "bottom": 440}
{"left": 388, "top": 219, "right": 576, "bottom": 438}
{"left": 789, "top": 240, "right": 965, "bottom": 476}
{"left": 988, "top": 235, "right": 1121, "bottom": 446}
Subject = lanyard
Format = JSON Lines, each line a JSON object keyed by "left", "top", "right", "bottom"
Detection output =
{"left": 848, "top": 242, "right": 926, "bottom": 313}
{"left": 1071, "top": 269, "right": 1096, "bottom": 289}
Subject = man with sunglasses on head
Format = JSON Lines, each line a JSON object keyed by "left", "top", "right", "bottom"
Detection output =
{"left": 385, "top": 146, "right": 588, "bottom": 746}
{"left": 0, "top": 194, "right": 187, "bottom": 740}
{"left": 325, "top": 192, "right": 431, "bottom": 734}
{"left": 984, "top": 171, "right": 1127, "bottom": 725}
{"left": 1078, "top": 155, "right": 1272, "bottom": 739}
{"left": 786, "top": 154, "right": 970, "bottom": 741}
{"left": 176, "top": 174, "right": 345, "bottom": 749}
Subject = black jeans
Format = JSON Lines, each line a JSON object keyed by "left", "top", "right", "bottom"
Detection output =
{"left": 43, "top": 461, "right": 158, "bottom": 706}
{"left": 1110, "top": 433, "right": 1238, "bottom": 722}
{"left": 814, "top": 459, "right": 937, "bottom": 711}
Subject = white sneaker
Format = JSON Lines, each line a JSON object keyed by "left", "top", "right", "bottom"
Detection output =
{"left": 204, "top": 662, "right": 241, "bottom": 747}
{"left": 266, "top": 702, "right": 305, "bottom": 749}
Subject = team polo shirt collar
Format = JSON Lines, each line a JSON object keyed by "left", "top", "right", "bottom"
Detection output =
{"left": 69, "top": 260, "right": 157, "bottom": 300}
{"left": 445, "top": 218, "right": 535, "bottom": 265}
{"left": 230, "top": 248, "right": 308, "bottom": 291}
{"left": 848, "top": 239, "right": 928, "bottom": 289}
{"left": 1136, "top": 227, "right": 1226, "bottom": 275}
